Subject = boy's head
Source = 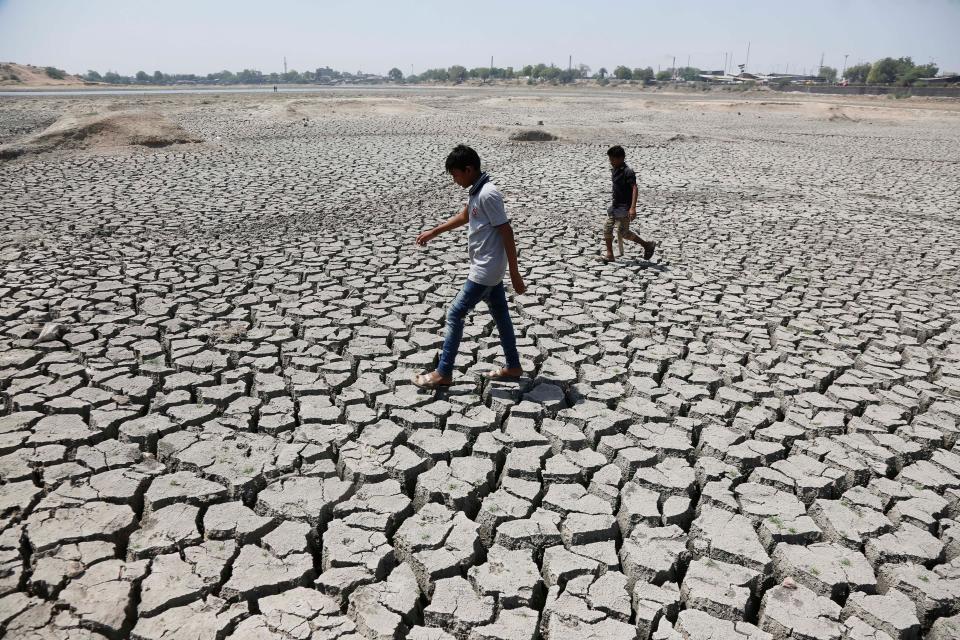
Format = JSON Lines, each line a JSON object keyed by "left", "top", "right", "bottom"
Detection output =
{"left": 607, "top": 144, "right": 626, "bottom": 168}
{"left": 446, "top": 144, "right": 482, "bottom": 187}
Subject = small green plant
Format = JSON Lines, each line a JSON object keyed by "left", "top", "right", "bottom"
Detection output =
{"left": 840, "top": 558, "right": 851, "bottom": 567}
{"left": 45, "top": 66, "right": 66, "bottom": 80}
{"left": 809, "top": 566, "right": 820, "bottom": 576}
{"left": 767, "top": 516, "right": 784, "bottom": 528}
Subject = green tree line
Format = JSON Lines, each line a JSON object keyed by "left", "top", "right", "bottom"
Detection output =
{"left": 83, "top": 66, "right": 357, "bottom": 85}
{"left": 78, "top": 55, "right": 944, "bottom": 87}
{"left": 844, "top": 57, "right": 939, "bottom": 85}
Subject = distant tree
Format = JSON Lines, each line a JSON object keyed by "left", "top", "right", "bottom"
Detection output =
{"left": 103, "top": 71, "right": 123, "bottom": 83}
{"left": 84, "top": 70, "right": 102, "bottom": 81}
{"left": 44, "top": 66, "right": 66, "bottom": 80}
{"left": 207, "top": 70, "right": 236, "bottom": 84}
{"left": 914, "top": 62, "right": 938, "bottom": 78}
{"left": 819, "top": 66, "right": 837, "bottom": 83}
{"left": 633, "top": 67, "right": 654, "bottom": 82}
{"left": 388, "top": 67, "right": 403, "bottom": 81}
{"left": 677, "top": 66, "right": 701, "bottom": 81}
{"left": 237, "top": 69, "right": 263, "bottom": 84}
{"left": 152, "top": 70, "right": 164, "bottom": 83}
{"left": 655, "top": 70, "right": 672, "bottom": 81}
{"left": 135, "top": 70, "right": 149, "bottom": 83}
{"left": 449, "top": 65, "right": 468, "bottom": 82}
{"left": 469, "top": 67, "right": 491, "bottom": 80}
{"left": 597, "top": 67, "right": 608, "bottom": 79}
{"left": 898, "top": 62, "right": 938, "bottom": 85}
{"left": 577, "top": 64, "right": 591, "bottom": 78}
{"left": 614, "top": 66, "right": 633, "bottom": 80}
{"left": 844, "top": 62, "right": 871, "bottom": 84}
{"left": 867, "top": 57, "right": 900, "bottom": 84}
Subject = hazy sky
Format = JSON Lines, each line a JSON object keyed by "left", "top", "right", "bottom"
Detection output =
{"left": 1, "top": 0, "right": 958, "bottom": 77}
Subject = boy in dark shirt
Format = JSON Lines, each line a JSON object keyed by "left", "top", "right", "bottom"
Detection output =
{"left": 600, "top": 145, "right": 656, "bottom": 262}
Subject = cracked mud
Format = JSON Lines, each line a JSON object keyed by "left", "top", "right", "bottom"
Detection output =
{"left": 1, "top": 88, "right": 959, "bottom": 640}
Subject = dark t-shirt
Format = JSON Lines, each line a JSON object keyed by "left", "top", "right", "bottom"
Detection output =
{"left": 609, "top": 164, "right": 636, "bottom": 217}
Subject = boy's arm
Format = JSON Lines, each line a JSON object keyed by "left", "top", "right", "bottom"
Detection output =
{"left": 629, "top": 183, "right": 638, "bottom": 219}
{"left": 496, "top": 223, "right": 526, "bottom": 295}
{"left": 416, "top": 205, "right": 469, "bottom": 245}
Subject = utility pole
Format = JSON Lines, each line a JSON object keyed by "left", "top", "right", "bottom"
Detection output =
{"left": 744, "top": 42, "right": 750, "bottom": 72}
{"left": 672, "top": 55, "right": 676, "bottom": 79}
{"left": 723, "top": 52, "right": 727, "bottom": 74}
{"left": 283, "top": 56, "right": 287, "bottom": 75}
{"left": 568, "top": 55, "right": 572, "bottom": 73}
{"left": 686, "top": 54, "right": 690, "bottom": 71}
{"left": 842, "top": 54, "right": 849, "bottom": 80}
{"left": 818, "top": 52, "right": 825, "bottom": 77}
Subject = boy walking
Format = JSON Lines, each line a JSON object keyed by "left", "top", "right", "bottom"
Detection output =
{"left": 600, "top": 145, "right": 656, "bottom": 262}
{"left": 412, "top": 145, "right": 526, "bottom": 389}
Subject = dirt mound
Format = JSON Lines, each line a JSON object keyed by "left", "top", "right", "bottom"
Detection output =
{"left": 509, "top": 129, "right": 558, "bottom": 142}
{"left": 0, "top": 62, "right": 86, "bottom": 86}
{"left": 0, "top": 110, "right": 202, "bottom": 159}
{"left": 826, "top": 107, "right": 858, "bottom": 123}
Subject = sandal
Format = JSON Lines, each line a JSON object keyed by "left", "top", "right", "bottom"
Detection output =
{"left": 596, "top": 254, "right": 614, "bottom": 263}
{"left": 412, "top": 372, "right": 452, "bottom": 389}
{"left": 484, "top": 367, "right": 522, "bottom": 381}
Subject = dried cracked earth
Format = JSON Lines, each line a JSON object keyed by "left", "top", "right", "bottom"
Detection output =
{"left": 1, "top": 88, "right": 960, "bottom": 640}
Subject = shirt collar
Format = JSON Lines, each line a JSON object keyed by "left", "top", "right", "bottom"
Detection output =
{"left": 469, "top": 172, "right": 490, "bottom": 196}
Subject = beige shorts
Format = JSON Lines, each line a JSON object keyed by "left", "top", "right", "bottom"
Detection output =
{"left": 603, "top": 215, "right": 631, "bottom": 241}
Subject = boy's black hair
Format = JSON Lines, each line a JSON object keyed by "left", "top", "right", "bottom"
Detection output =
{"left": 607, "top": 145, "right": 626, "bottom": 159}
{"left": 445, "top": 144, "right": 482, "bottom": 173}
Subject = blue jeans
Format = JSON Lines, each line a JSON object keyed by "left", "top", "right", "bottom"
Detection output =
{"left": 437, "top": 279, "right": 521, "bottom": 378}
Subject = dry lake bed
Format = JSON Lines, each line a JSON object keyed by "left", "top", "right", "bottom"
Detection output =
{"left": 1, "top": 86, "right": 960, "bottom": 640}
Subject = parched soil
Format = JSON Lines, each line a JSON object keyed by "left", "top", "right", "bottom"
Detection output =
{"left": 0, "top": 87, "right": 959, "bottom": 640}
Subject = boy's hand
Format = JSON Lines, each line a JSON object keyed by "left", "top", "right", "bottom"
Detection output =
{"left": 628, "top": 207, "right": 637, "bottom": 220}
{"left": 510, "top": 272, "right": 527, "bottom": 295}
{"left": 415, "top": 229, "right": 434, "bottom": 246}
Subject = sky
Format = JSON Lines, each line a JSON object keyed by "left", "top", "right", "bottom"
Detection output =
{"left": 1, "top": 0, "right": 958, "bottom": 77}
